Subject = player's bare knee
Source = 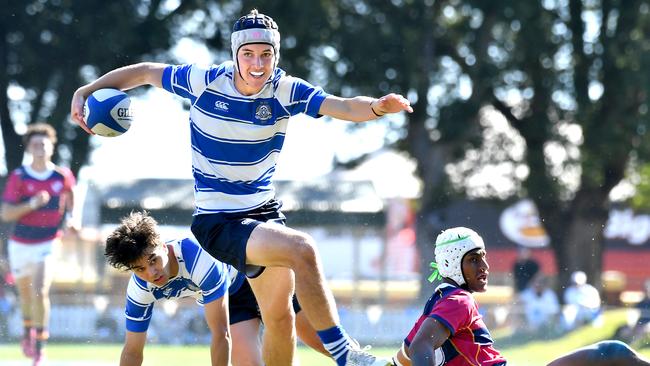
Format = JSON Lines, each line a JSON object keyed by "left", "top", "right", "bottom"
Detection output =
{"left": 261, "top": 307, "right": 295, "bottom": 332}
{"left": 289, "top": 233, "right": 319, "bottom": 271}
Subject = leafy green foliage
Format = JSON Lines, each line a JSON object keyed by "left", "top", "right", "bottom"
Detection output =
{"left": 3, "top": 1, "right": 650, "bottom": 291}
{"left": 0, "top": 0, "right": 215, "bottom": 173}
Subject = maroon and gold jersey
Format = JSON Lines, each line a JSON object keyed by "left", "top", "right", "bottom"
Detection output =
{"left": 401, "top": 283, "right": 507, "bottom": 366}
{"left": 2, "top": 165, "right": 75, "bottom": 244}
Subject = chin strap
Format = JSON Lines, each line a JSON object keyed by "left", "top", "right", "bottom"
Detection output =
{"left": 428, "top": 262, "right": 442, "bottom": 283}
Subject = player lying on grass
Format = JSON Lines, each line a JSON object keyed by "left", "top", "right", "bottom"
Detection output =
{"left": 393, "top": 226, "right": 650, "bottom": 366}
{"left": 105, "top": 211, "right": 327, "bottom": 366}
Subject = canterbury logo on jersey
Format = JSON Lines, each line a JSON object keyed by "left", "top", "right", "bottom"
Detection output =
{"left": 214, "top": 100, "right": 229, "bottom": 111}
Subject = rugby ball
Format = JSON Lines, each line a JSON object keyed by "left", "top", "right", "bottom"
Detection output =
{"left": 84, "top": 88, "right": 133, "bottom": 137}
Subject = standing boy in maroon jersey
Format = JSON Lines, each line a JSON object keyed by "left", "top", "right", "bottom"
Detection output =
{"left": 1, "top": 123, "right": 77, "bottom": 366}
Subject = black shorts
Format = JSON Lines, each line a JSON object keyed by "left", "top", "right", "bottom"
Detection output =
{"left": 228, "top": 279, "right": 261, "bottom": 325}
{"left": 191, "top": 199, "right": 286, "bottom": 278}
{"left": 228, "top": 278, "right": 302, "bottom": 325}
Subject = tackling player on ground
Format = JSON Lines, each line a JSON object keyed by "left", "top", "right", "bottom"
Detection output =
{"left": 105, "top": 211, "right": 327, "bottom": 366}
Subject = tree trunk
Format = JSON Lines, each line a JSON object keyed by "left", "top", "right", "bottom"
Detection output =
{"left": 548, "top": 189, "right": 608, "bottom": 296}
{"left": 0, "top": 19, "right": 22, "bottom": 172}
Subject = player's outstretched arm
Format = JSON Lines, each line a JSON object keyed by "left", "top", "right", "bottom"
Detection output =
{"left": 204, "top": 296, "right": 232, "bottom": 366}
{"left": 409, "top": 318, "right": 450, "bottom": 366}
{"left": 319, "top": 93, "right": 413, "bottom": 122}
{"left": 70, "top": 62, "right": 167, "bottom": 134}
{"left": 120, "top": 330, "right": 147, "bottom": 366}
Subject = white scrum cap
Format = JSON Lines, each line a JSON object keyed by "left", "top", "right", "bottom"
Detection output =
{"left": 434, "top": 227, "right": 485, "bottom": 286}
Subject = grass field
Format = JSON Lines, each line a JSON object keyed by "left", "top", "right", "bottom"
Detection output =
{"left": 1, "top": 309, "right": 649, "bottom": 365}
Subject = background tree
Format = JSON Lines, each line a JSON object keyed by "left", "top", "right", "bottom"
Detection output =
{"left": 260, "top": 0, "right": 650, "bottom": 294}
{"left": 3, "top": 0, "right": 649, "bottom": 297}
{"left": 489, "top": 0, "right": 650, "bottom": 288}
{"left": 0, "top": 0, "right": 216, "bottom": 175}
{"left": 0, "top": 0, "right": 223, "bottom": 248}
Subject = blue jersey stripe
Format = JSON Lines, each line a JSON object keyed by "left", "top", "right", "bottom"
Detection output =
{"left": 191, "top": 131, "right": 286, "bottom": 165}
{"left": 197, "top": 262, "right": 216, "bottom": 287}
{"left": 126, "top": 293, "right": 150, "bottom": 308}
{"left": 193, "top": 172, "right": 272, "bottom": 195}
{"left": 191, "top": 121, "right": 286, "bottom": 144}
{"left": 179, "top": 238, "right": 200, "bottom": 271}
{"left": 17, "top": 197, "right": 60, "bottom": 210}
{"left": 472, "top": 327, "right": 495, "bottom": 345}
{"left": 186, "top": 66, "right": 195, "bottom": 94}
{"left": 192, "top": 94, "right": 292, "bottom": 126}
{"left": 133, "top": 277, "right": 149, "bottom": 291}
{"left": 229, "top": 271, "right": 246, "bottom": 294}
{"left": 162, "top": 66, "right": 173, "bottom": 93}
{"left": 441, "top": 341, "right": 459, "bottom": 363}
{"left": 14, "top": 225, "right": 59, "bottom": 240}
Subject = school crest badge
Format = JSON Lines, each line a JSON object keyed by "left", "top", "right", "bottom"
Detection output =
{"left": 255, "top": 102, "right": 272, "bottom": 121}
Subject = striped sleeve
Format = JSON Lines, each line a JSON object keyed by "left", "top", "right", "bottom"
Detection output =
{"left": 124, "top": 276, "right": 156, "bottom": 332}
{"left": 228, "top": 267, "right": 246, "bottom": 295}
{"left": 162, "top": 64, "right": 220, "bottom": 103}
{"left": 276, "top": 75, "right": 329, "bottom": 118}
{"left": 181, "top": 238, "right": 229, "bottom": 304}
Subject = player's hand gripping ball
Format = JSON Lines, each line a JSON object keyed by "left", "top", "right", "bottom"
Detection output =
{"left": 84, "top": 88, "right": 134, "bottom": 137}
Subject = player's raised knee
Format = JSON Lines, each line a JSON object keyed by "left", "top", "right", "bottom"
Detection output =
{"left": 288, "top": 232, "right": 319, "bottom": 268}
{"left": 260, "top": 304, "right": 295, "bottom": 330}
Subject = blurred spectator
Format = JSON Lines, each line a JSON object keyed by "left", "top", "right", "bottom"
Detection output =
{"left": 512, "top": 247, "right": 540, "bottom": 294}
{"left": 616, "top": 279, "right": 650, "bottom": 345}
{"left": 92, "top": 295, "right": 119, "bottom": 343}
{"left": 519, "top": 274, "right": 561, "bottom": 334}
{"left": 94, "top": 313, "right": 119, "bottom": 342}
{"left": 635, "top": 280, "right": 650, "bottom": 331}
{"left": 0, "top": 258, "right": 16, "bottom": 342}
{"left": 183, "top": 308, "right": 211, "bottom": 345}
{"left": 563, "top": 271, "right": 602, "bottom": 330}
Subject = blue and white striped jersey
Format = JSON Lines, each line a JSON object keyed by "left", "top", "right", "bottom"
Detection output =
{"left": 124, "top": 237, "right": 245, "bottom": 332}
{"left": 161, "top": 61, "right": 329, "bottom": 214}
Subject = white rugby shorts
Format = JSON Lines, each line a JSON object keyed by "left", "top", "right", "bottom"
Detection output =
{"left": 8, "top": 239, "right": 56, "bottom": 278}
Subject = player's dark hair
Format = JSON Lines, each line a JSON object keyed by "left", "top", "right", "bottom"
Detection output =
{"left": 23, "top": 122, "right": 58, "bottom": 146}
{"left": 105, "top": 211, "right": 161, "bottom": 270}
